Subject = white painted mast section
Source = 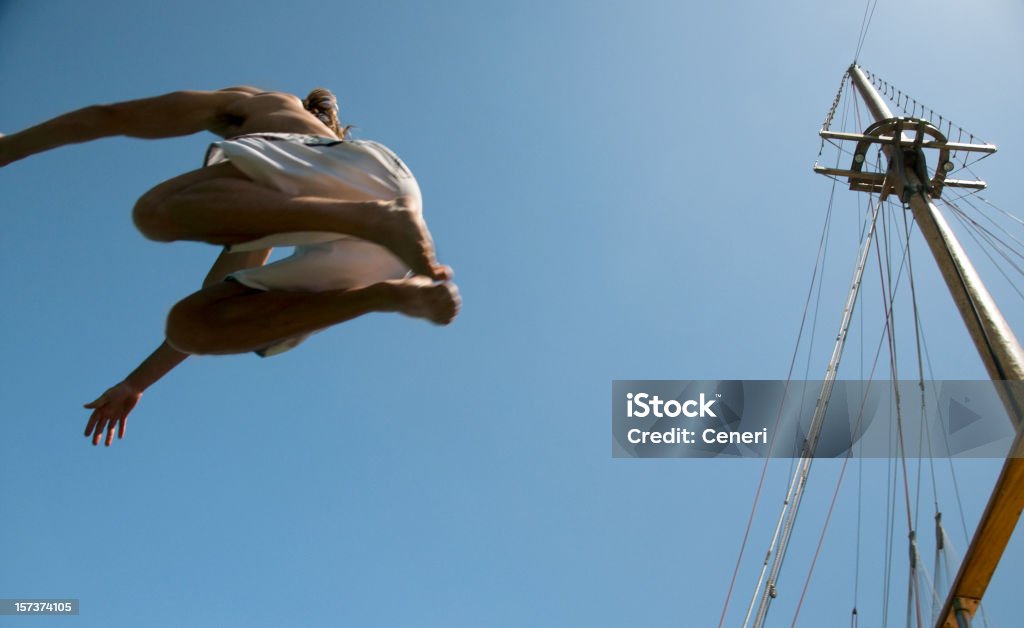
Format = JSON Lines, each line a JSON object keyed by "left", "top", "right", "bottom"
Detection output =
{"left": 744, "top": 199, "right": 882, "bottom": 628}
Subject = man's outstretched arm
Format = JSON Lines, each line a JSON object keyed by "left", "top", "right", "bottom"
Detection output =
{"left": 84, "top": 342, "right": 185, "bottom": 446}
{"left": 0, "top": 87, "right": 258, "bottom": 167}
{"left": 84, "top": 246, "right": 271, "bottom": 446}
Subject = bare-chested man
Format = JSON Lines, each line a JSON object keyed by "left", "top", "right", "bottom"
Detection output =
{"left": 0, "top": 87, "right": 460, "bottom": 446}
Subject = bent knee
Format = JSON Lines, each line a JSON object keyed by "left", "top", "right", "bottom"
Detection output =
{"left": 166, "top": 283, "right": 256, "bottom": 355}
{"left": 166, "top": 296, "right": 219, "bottom": 354}
{"left": 132, "top": 190, "right": 177, "bottom": 242}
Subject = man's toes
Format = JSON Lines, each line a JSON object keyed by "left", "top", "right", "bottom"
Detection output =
{"left": 434, "top": 283, "right": 460, "bottom": 323}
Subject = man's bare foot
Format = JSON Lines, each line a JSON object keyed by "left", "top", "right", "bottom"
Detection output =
{"left": 385, "top": 276, "right": 461, "bottom": 325}
{"left": 375, "top": 197, "right": 452, "bottom": 281}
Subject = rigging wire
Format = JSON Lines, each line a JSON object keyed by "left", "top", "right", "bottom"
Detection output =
{"left": 952, "top": 207, "right": 1024, "bottom": 276}
{"left": 836, "top": 193, "right": 938, "bottom": 627}
{"left": 718, "top": 135, "right": 843, "bottom": 628}
{"left": 955, "top": 191, "right": 1024, "bottom": 261}
{"left": 901, "top": 196, "right": 1003, "bottom": 628}
{"left": 792, "top": 170, "right": 971, "bottom": 628}
{"left": 976, "top": 193, "right": 1024, "bottom": 228}
{"left": 853, "top": 0, "right": 880, "bottom": 62}
{"left": 933, "top": 513, "right": 946, "bottom": 624}
{"left": 745, "top": 126, "right": 880, "bottom": 622}
{"left": 901, "top": 199, "right": 999, "bottom": 628}
{"left": 854, "top": 59, "right": 1018, "bottom": 628}
{"left": 895, "top": 210, "right": 928, "bottom": 532}
{"left": 788, "top": 310, "right": 910, "bottom": 628}
{"left": 782, "top": 189, "right": 935, "bottom": 626}
{"left": 943, "top": 200, "right": 1024, "bottom": 302}
{"left": 910, "top": 539, "right": 943, "bottom": 625}
{"left": 851, "top": 183, "right": 870, "bottom": 628}
{"left": 889, "top": 211, "right": 927, "bottom": 628}
{"left": 948, "top": 190, "right": 1024, "bottom": 267}
{"left": 881, "top": 363, "right": 897, "bottom": 628}
{"left": 747, "top": 193, "right": 882, "bottom": 628}
{"left": 790, "top": 205, "right": 884, "bottom": 628}
{"left": 873, "top": 199, "right": 925, "bottom": 627}
{"left": 852, "top": 446, "right": 863, "bottom": 628}
{"left": 788, "top": 460, "right": 850, "bottom": 627}
{"left": 801, "top": 93, "right": 924, "bottom": 626}
{"left": 725, "top": 72, "right": 862, "bottom": 628}
{"left": 918, "top": 322, "right": 976, "bottom": 546}
{"left": 746, "top": 51, "right": 1018, "bottom": 626}
{"left": 915, "top": 342, "right": 993, "bottom": 628}
{"left": 880, "top": 190, "right": 901, "bottom": 628}
{"left": 899, "top": 208, "right": 941, "bottom": 540}
{"left": 782, "top": 240, "right": 913, "bottom": 626}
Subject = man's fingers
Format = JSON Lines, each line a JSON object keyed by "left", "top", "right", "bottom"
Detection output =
{"left": 92, "top": 419, "right": 106, "bottom": 446}
{"left": 84, "top": 412, "right": 99, "bottom": 437}
{"left": 83, "top": 394, "right": 135, "bottom": 447}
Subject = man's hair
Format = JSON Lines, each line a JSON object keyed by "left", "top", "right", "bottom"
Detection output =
{"left": 303, "top": 87, "right": 352, "bottom": 139}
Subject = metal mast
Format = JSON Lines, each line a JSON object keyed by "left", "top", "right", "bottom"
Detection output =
{"left": 839, "top": 64, "right": 1024, "bottom": 628}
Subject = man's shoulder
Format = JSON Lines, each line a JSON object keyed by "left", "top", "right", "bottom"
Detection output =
{"left": 217, "top": 89, "right": 306, "bottom": 118}
{"left": 213, "top": 88, "right": 321, "bottom": 136}
{"left": 218, "top": 86, "right": 264, "bottom": 96}
{"left": 216, "top": 87, "right": 300, "bottom": 104}
{"left": 225, "top": 88, "right": 305, "bottom": 109}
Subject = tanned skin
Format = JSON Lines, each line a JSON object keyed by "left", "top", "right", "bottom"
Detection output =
{"left": 0, "top": 87, "right": 459, "bottom": 445}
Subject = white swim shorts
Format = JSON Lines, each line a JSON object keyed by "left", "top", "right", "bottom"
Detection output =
{"left": 204, "top": 133, "right": 421, "bottom": 356}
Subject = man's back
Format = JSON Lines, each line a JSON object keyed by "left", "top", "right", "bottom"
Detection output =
{"left": 214, "top": 88, "right": 338, "bottom": 139}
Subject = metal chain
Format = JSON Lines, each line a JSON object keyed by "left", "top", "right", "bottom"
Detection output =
{"left": 822, "top": 70, "right": 851, "bottom": 133}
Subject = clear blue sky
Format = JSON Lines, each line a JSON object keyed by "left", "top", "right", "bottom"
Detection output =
{"left": 2, "top": 1, "right": 1023, "bottom": 626}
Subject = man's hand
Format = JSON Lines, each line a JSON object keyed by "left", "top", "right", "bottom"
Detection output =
{"left": 83, "top": 381, "right": 142, "bottom": 446}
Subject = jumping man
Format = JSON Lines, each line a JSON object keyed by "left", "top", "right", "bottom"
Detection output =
{"left": 0, "top": 86, "right": 460, "bottom": 445}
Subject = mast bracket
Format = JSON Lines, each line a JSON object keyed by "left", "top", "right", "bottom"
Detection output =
{"left": 815, "top": 116, "right": 992, "bottom": 197}
{"left": 940, "top": 597, "right": 979, "bottom": 628}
